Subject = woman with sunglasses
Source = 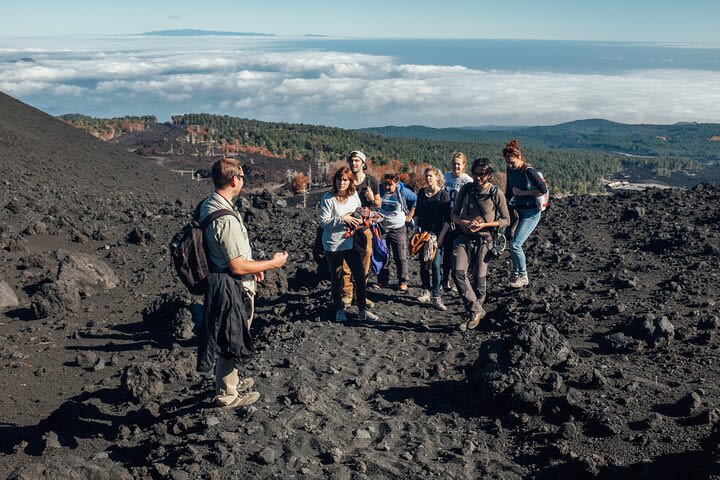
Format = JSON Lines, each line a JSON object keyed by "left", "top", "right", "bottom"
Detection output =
{"left": 503, "top": 139, "right": 548, "bottom": 288}
{"left": 451, "top": 158, "right": 510, "bottom": 331}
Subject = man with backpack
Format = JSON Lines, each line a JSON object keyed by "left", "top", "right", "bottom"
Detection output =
{"left": 196, "top": 158, "right": 288, "bottom": 409}
{"left": 451, "top": 158, "right": 510, "bottom": 331}
{"left": 340, "top": 150, "right": 380, "bottom": 308}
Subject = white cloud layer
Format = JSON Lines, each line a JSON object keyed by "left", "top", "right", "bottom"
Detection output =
{"left": 1, "top": 38, "right": 719, "bottom": 128}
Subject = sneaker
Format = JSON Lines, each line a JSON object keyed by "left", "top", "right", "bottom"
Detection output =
{"left": 417, "top": 290, "right": 432, "bottom": 303}
{"left": 398, "top": 283, "right": 409, "bottom": 293}
{"left": 335, "top": 310, "right": 347, "bottom": 323}
{"left": 342, "top": 296, "right": 353, "bottom": 308}
{"left": 509, "top": 274, "right": 529, "bottom": 288}
{"left": 219, "top": 391, "right": 260, "bottom": 409}
{"left": 433, "top": 297, "right": 447, "bottom": 311}
{"left": 358, "top": 310, "right": 379, "bottom": 321}
{"left": 237, "top": 377, "right": 254, "bottom": 393}
{"left": 458, "top": 321, "right": 468, "bottom": 332}
{"left": 443, "top": 282, "right": 457, "bottom": 293}
{"left": 466, "top": 308, "right": 486, "bottom": 330}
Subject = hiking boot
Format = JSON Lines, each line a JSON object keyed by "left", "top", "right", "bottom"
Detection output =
{"left": 398, "top": 283, "right": 409, "bottom": 293}
{"left": 509, "top": 274, "right": 529, "bottom": 288}
{"left": 433, "top": 297, "right": 447, "bottom": 311}
{"left": 358, "top": 310, "right": 379, "bottom": 321}
{"left": 466, "top": 308, "right": 486, "bottom": 330}
{"left": 335, "top": 310, "right": 347, "bottom": 323}
{"left": 342, "top": 295, "right": 352, "bottom": 308}
{"left": 351, "top": 297, "right": 374, "bottom": 308}
{"left": 219, "top": 391, "right": 260, "bottom": 409}
{"left": 417, "top": 290, "right": 432, "bottom": 303}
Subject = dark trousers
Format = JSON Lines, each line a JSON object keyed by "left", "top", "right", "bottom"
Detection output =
{"left": 378, "top": 226, "right": 409, "bottom": 286}
{"left": 452, "top": 235, "right": 491, "bottom": 315}
{"left": 442, "top": 227, "right": 461, "bottom": 286}
{"left": 326, "top": 249, "right": 366, "bottom": 311}
{"left": 420, "top": 247, "right": 443, "bottom": 298}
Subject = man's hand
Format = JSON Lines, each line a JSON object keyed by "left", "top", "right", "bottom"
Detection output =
{"left": 469, "top": 219, "right": 486, "bottom": 232}
{"left": 364, "top": 185, "right": 375, "bottom": 202}
{"left": 253, "top": 271, "right": 265, "bottom": 282}
{"left": 271, "top": 251, "right": 289, "bottom": 268}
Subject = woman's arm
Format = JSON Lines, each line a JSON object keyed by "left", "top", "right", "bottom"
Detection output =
{"left": 319, "top": 197, "right": 342, "bottom": 229}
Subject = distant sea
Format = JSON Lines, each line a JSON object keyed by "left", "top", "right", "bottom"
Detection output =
{"left": 1, "top": 36, "right": 719, "bottom": 127}
{"left": 271, "top": 38, "right": 720, "bottom": 74}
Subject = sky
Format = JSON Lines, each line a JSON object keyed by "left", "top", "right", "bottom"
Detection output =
{"left": 2, "top": 0, "right": 720, "bottom": 42}
{"left": 1, "top": 1, "right": 719, "bottom": 128}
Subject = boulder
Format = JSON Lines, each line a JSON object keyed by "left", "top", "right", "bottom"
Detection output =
{"left": 57, "top": 252, "right": 119, "bottom": 293}
{"left": 0, "top": 280, "right": 19, "bottom": 308}
{"left": 30, "top": 280, "right": 80, "bottom": 319}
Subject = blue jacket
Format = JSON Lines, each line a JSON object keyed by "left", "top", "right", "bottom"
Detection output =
{"left": 379, "top": 181, "right": 417, "bottom": 215}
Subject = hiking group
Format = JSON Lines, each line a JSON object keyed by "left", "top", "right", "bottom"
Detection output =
{"left": 174, "top": 139, "right": 547, "bottom": 409}
{"left": 319, "top": 139, "right": 548, "bottom": 332}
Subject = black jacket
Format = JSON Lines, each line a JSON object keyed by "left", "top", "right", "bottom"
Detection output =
{"left": 197, "top": 272, "right": 254, "bottom": 373}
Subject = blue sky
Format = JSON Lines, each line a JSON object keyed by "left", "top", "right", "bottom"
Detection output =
{"left": 2, "top": 0, "right": 719, "bottom": 42}
{"left": 1, "top": 2, "right": 719, "bottom": 127}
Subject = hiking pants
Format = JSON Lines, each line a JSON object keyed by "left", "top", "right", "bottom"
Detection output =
{"left": 452, "top": 235, "right": 491, "bottom": 315}
{"left": 326, "top": 249, "right": 367, "bottom": 311}
{"left": 341, "top": 228, "right": 373, "bottom": 298}
{"left": 420, "top": 246, "right": 443, "bottom": 298}
{"left": 378, "top": 226, "right": 409, "bottom": 286}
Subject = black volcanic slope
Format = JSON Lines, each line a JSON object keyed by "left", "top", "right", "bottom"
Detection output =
{"left": 2, "top": 91, "right": 720, "bottom": 479}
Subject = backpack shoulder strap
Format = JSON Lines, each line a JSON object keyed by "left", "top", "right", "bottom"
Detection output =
{"left": 200, "top": 208, "right": 237, "bottom": 230}
{"left": 489, "top": 185, "right": 500, "bottom": 219}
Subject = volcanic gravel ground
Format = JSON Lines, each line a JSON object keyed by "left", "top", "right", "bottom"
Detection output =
{"left": 2, "top": 92, "right": 720, "bottom": 479}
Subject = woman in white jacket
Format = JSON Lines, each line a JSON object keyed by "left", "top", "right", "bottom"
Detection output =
{"left": 319, "top": 166, "right": 379, "bottom": 323}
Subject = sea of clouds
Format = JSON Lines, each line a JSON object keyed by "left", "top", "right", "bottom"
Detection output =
{"left": 1, "top": 36, "right": 719, "bottom": 128}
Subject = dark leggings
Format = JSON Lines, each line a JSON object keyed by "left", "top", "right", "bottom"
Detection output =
{"left": 326, "top": 249, "right": 366, "bottom": 311}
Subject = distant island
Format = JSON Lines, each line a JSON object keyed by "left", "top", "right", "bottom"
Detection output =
{"left": 140, "top": 29, "right": 274, "bottom": 37}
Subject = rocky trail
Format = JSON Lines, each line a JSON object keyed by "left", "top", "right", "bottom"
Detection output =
{"left": 2, "top": 91, "right": 720, "bottom": 479}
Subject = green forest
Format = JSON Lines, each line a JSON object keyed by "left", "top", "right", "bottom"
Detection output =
{"left": 171, "top": 114, "right": 706, "bottom": 193}
{"left": 61, "top": 112, "right": 708, "bottom": 193}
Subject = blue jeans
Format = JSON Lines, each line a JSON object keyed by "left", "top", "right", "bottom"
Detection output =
{"left": 420, "top": 247, "right": 443, "bottom": 298}
{"left": 510, "top": 209, "right": 541, "bottom": 276}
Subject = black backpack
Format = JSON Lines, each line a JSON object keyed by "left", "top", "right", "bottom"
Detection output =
{"left": 170, "top": 202, "right": 236, "bottom": 295}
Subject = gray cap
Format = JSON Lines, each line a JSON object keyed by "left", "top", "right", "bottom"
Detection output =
{"left": 349, "top": 150, "right": 366, "bottom": 163}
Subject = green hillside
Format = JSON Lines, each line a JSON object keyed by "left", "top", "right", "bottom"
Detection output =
{"left": 361, "top": 119, "right": 720, "bottom": 162}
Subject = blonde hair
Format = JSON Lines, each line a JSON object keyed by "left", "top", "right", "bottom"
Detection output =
{"left": 424, "top": 167, "right": 444, "bottom": 188}
{"left": 450, "top": 152, "right": 467, "bottom": 172}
